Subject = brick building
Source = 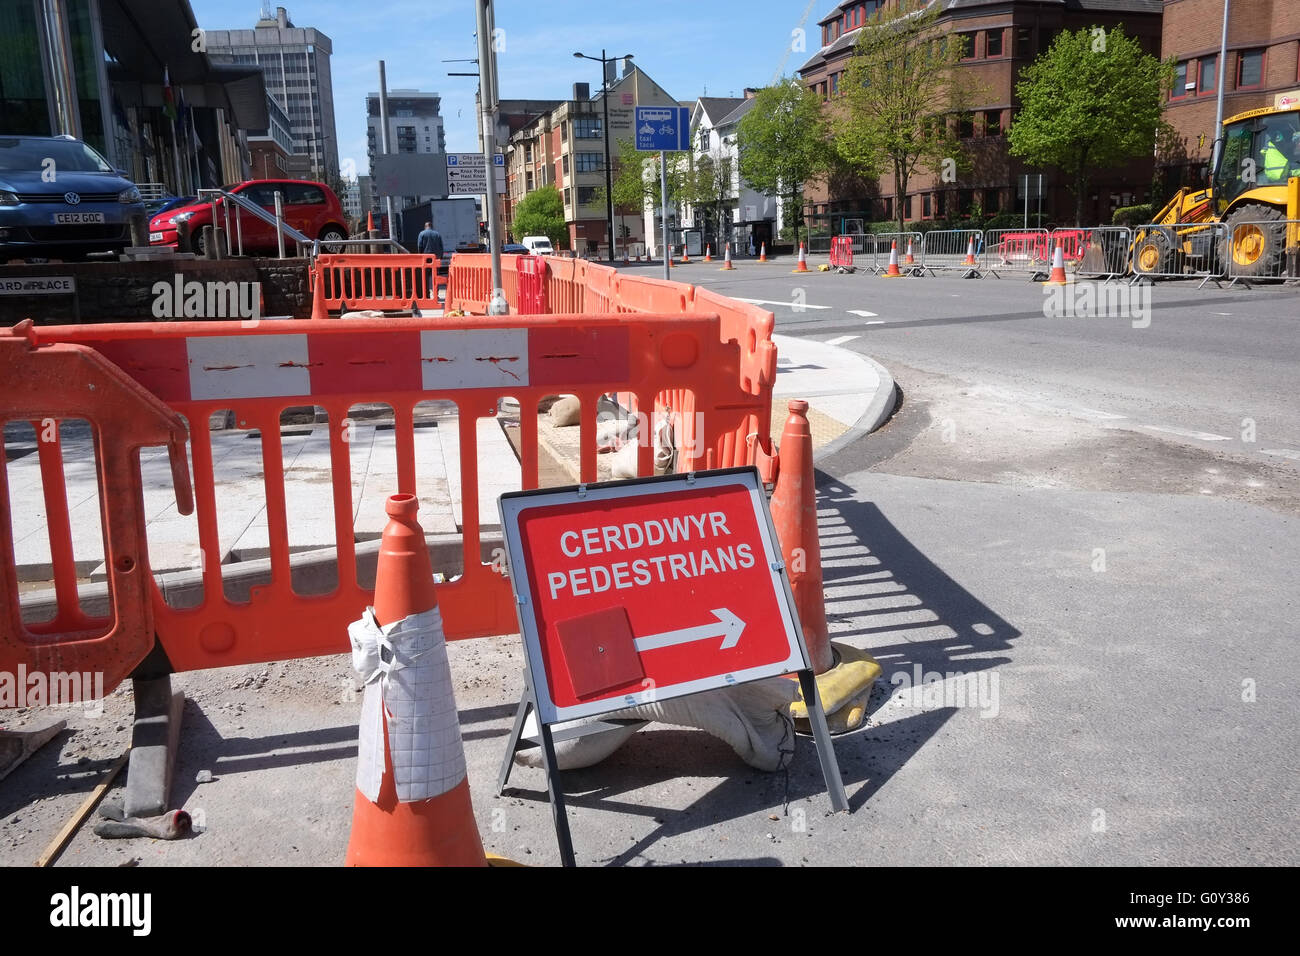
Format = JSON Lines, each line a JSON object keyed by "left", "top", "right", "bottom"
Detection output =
{"left": 1159, "top": 0, "right": 1300, "bottom": 190}
{"left": 798, "top": 0, "right": 1163, "bottom": 227}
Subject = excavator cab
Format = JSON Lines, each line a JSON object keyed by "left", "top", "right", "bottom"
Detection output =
{"left": 1211, "top": 107, "right": 1300, "bottom": 277}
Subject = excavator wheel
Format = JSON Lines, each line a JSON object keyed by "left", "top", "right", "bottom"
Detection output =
{"left": 1132, "top": 227, "right": 1174, "bottom": 277}
{"left": 1221, "top": 204, "right": 1285, "bottom": 280}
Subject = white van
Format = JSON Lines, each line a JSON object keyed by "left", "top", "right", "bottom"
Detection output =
{"left": 521, "top": 235, "right": 554, "bottom": 255}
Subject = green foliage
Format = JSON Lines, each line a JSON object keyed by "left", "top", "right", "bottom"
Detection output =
{"left": 1112, "top": 203, "right": 1153, "bottom": 226}
{"left": 512, "top": 184, "right": 567, "bottom": 249}
{"left": 1007, "top": 25, "right": 1172, "bottom": 224}
{"left": 737, "top": 79, "right": 829, "bottom": 244}
{"left": 835, "top": 0, "right": 972, "bottom": 231}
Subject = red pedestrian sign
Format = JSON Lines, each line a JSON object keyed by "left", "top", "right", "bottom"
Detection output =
{"left": 500, "top": 469, "right": 806, "bottom": 724}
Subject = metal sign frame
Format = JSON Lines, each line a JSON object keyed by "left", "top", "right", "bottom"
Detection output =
{"left": 497, "top": 467, "right": 847, "bottom": 866}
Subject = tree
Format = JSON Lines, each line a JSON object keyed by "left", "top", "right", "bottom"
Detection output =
{"left": 1008, "top": 26, "right": 1172, "bottom": 225}
{"left": 512, "top": 184, "right": 567, "bottom": 249}
{"left": 737, "top": 79, "right": 828, "bottom": 245}
{"left": 835, "top": 0, "right": 970, "bottom": 232}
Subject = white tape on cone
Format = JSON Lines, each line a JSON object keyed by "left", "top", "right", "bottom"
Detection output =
{"left": 348, "top": 607, "right": 467, "bottom": 803}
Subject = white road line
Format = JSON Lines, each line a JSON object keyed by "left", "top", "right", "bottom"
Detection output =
{"left": 1138, "top": 424, "right": 1232, "bottom": 442}
{"left": 1261, "top": 448, "right": 1300, "bottom": 461}
{"left": 863, "top": 320, "right": 885, "bottom": 325}
{"left": 846, "top": 309, "right": 878, "bottom": 317}
{"left": 824, "top": 335, "right": 859, "bottom": 346}
{"left": 733, "top": 297, "right": 832, "bottom": 310}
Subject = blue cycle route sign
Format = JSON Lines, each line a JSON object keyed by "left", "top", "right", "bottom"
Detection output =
{"left": 635, "top": 106, "right": 692, "bottom": 152}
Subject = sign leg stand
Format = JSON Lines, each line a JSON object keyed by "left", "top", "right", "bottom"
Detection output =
{"left": 496, "top": 687, "right": 532, "bottom": 796}
{"left": 797, "top": 669, "right": 849, "bottom": 813}
{"left": 537, "top": 716, "right": 577, "bottom": 867}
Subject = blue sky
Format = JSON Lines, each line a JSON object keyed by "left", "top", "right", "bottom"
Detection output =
{"left": 188, "top": 0, "right": 826, "bottom": 175}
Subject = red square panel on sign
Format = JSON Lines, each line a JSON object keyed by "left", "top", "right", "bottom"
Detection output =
{"left": 554, "top": 606, "right": 644, "bottom": 699}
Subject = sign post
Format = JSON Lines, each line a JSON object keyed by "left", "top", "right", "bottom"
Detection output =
{"left": 498, "top": 468, "right": 848, "bottom": 866}
{"left": 635, "top": 105, "right": 691, "bottom": 280}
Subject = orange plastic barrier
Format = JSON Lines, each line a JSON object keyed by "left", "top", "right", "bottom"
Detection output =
{"left": 829, "top": 236, "right": 855, "bottom": 268}
{"left": 313, "top": 254, "right": 443, "bottom": 314}
{"left": 1050, "top": 229, "right": 1089, "bottom": 262}
{"left": 516, "top": 256, "right": 548, "bottom": 315}
{"left": 0, "top": 324, "right": 194, "bottom": 695}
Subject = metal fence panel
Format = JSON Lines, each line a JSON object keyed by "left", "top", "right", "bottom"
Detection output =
{"left": 919, "top": 229, "right": 983, "bottom": 277}
{"left": 1130, "top": 221, "right": 1227, "bottom": 285}
{"left": 983, "top": 229, "right": 1053, "bottom": 279}
{"left": 1224, "top": 219, "right": 1300, "bottom": 285}
{"left": 878, "top": 231, "right": 924, "bottom": 276}
{"left": 1071, "top": 227, "right": 1133, "bottom": 280}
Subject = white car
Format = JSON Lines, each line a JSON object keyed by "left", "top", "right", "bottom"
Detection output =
{"left": 521, "top": 235, "right": 554, "bottom": 255}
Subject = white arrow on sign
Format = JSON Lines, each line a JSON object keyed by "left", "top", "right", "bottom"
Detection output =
{"left": 634, "top": 609, "right": 746, "bottom": 653}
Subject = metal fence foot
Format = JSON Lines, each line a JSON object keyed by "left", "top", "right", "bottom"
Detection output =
{"left": 123, "top": 676, "right": 185, "bottom": 818}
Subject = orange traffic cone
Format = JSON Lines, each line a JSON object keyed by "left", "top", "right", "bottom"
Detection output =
{"left": 720, "top": 242, "right": 734, "bottom": 270}
{"left": 964, "top": 235, "right": 977, "bottom": 266}
{"left": 882, "top": 240, "right": 903, "bottom": 278}
{"left": 366, "top": 210, "right": 374, "bottom": 233}
{"left": 759, "top": 242, "right": 767, "bottom": 262}
{"left": 311, "top": 264, "right": 328, "bottom": 319}
{"left": 769, "top": 400, "right": 832, "bottom": 674}
{"left": 703, "top": 244, "right": 712, "bottom": 262}
{"left": 905, "top": 239, "right": 915, "bottom": 265}
{"left": 681, "top": 246, "right": 690, "bottom": 264}
{"left": 345, "top": 494, "right": 488, "bottom": 867}
{"left": 1044, "top": 240, "right": 1068, "bottom": 284}
{"left": 667, "top": 244, "right": 673, "bottom": 267}
{"left": 793, "top": 242, "right": 809, "bottom": 273}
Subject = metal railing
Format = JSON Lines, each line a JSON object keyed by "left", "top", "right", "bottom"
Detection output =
{"left": 1129, "top": 221, "right": 1227, "bottom": 287}
{"left": 1071, "top": 227, "right": 1133, "bottom": 281}
{"left": 195, "top": 188, "right": 313, "bottom": 259}
{"left": 1224, "top": 219, "right": 1300, "bottom": 286}
{"left": 877, "top": 231, "right": 924, "bottom": 276}
{"left": 983, "top": 229, "right": 1053, "bottom": 279}
{"left": 919, "top": 229, "right": 983, "bottom": 277}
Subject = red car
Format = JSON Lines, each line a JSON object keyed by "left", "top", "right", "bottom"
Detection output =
{"left": 149, "top": 178, "right": 349, "bottom": 255}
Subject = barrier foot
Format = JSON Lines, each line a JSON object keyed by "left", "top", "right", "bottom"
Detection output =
{"left": 496, "top": 689, "right": 533, "bottom": 795}
{"left": 0, "top": 720, "right": 67, "bottom": 783}
{"left": 790, "top": 643, "right": 883, "bottom": 735}
{"left": 123, "top": 676, "right": 185, "bottom": 818}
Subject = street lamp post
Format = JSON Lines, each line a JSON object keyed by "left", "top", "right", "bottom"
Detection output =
{"left": 574, "top": 50, "right": 631, "bottom": 263}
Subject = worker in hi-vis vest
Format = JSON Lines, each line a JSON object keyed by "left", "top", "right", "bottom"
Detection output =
{"left": 1260, "top": 133, "right": 1289, "bottom": 183}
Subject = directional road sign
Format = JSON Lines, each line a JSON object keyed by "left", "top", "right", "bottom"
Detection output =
{"left": 499, "top": 468, "right": 807, "bottom": 723}
{"left": 635, "top": 105, "right": 692, "bottom": 152}
{"left": 446, "top": 152, "right": 504, "bottom": 195}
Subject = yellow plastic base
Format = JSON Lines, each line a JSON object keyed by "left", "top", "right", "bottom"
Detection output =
{"left": 791, "top": 642, "right": 882, "bottom": 735}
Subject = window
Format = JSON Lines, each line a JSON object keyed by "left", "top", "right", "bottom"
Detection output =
{"left": 984, "top": 188, "right": 1000, "bottom": 214}
{"left": 525, "top": 171, "right": 534, "bottom": 191}
{"left": 985, "top": 110, "right": 1002, "bottom": 136}
{"left": 1015, "top": 27, "right": 1033, "bottom": 58}
{"left": 1171, "top": 61, "right": 1189, "bottom": 100}
{"left": 1199, "top": 55, "right": 1217, "bottom": 94}
{"left": 577, "top": 186, "right": 597, "bottom": 206}
{"left": 957, "top": 112, "right": 974, "bottom": 138}
{"left": 525, "top": 144, "right": 533, "bottom": 162}
{"left": 563, "top": 187, "right": 571, "bottom": 207}
{"left": 573, "top": 115, "right": 602, "bottom": 138}
{"left": 959, "top": 32, "right": 976, "bottom": 60}
{"left": 286, "top": 183, "right": 326, "bottom": 205}
{"left": 576, "top": 152, "right": 601, "bottom": 172}
{"left": 882, "top": 197, "right": 892, "bottom": 220}
{"left": 903, "top": 195, "right": 913, "bottom": 220}
{"left": 561, "top": 153, "right": 569, "bottom": 174}
{"left": 831, "top": 72, "right": 839, "bottom": 95}
{"left": 1237, "top": 49, "right": 1264, "bottom": 89}
{"left": 985, "top": 29, "right": 1003, "bottom": 58}
{"left": 922, "top": 193, "right": 932, "bottom": 218}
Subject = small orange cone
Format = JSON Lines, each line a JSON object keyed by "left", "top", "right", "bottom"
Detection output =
{"left": 681, "top": 246, "right": 690, "bottom": 264}
{"left": 905, "top": 239, "right": 915, "bottom": 265}
{"left": 792, "top": 242, "right": 809, "bottom": 273}
{"left": 759, "top": 242, "right": 767, "bottom": 262}
{"left": 882, "top": 240, "right": 903, "bottom": 278}
{"left": 964, "top": 235, "right": 977, "bottom": 266}
{"left": 1044, "top": 240, "right": 1069, "bottom": 284}
{"left": 311, "top": 264, "right": 329, "bottom": 319}
{"left": 769, "top": 400, "right": 832, "bottom": 674}
{"left": 366, "top": 210, "right": 374, "bottom": 233}
{"left": 667, "top": 244, "right": 673, "bottom": 267}
{"left": 720, "top": 242, "right": 734, "bottom": 270}
{"left": 345, "top": 494, "right": 488, "bottom": 867}
{"left": 703, "top": 244, "right": 712, "bottom": 262}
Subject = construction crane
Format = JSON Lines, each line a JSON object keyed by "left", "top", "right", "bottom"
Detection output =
{"left": 771, "top": 0, "right": 821, "bottom": 85}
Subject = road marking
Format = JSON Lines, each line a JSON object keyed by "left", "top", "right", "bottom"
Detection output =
{"left": 824, "top": 335, "right": 859, "bottom": 346}
{"left": 863, "top": 320, "right": 885, "bottom": 325}
{"left": 1138, "top": 424, "right": 1232, "bottom": 442}
{"left": 1261, "top": 448, "right": 1300, "bottom": 461}
{"left": 1211, "top": 312, "right": 1232, "bottom": 316}
{"left": 846, "top": 309, "right": 878, "bottom": 317}
{"left": 733, "top": 297, "right": 832, "bottom": 310}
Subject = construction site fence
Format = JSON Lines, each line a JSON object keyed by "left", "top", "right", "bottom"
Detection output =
{"left": 1, "top": 254, "right": 777, "bottom": 698}
{"left": 1224, "top": 219, "right": 1300, "bottom": 285}
{"left": 918, "top": 229, "right": 984, "bottom": 275}
{"left": 1130, "top": 222, "right": 1229, "bottom": 284}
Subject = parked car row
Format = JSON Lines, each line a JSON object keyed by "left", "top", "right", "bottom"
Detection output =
{"left": 2, "top": 132, "right": 350, "bottom": 263}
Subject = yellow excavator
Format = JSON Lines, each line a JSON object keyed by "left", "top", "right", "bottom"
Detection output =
{"left": 1126, "top": 99, "right": 1300, "bottom": 279}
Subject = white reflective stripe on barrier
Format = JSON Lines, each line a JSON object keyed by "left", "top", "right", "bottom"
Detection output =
{"left": 350, "top": 606, "right": 467, "bottom": 803}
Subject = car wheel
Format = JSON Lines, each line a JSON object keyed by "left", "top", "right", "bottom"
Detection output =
{"left": 319, "top": 226, "right": 348, "bottom": 254}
